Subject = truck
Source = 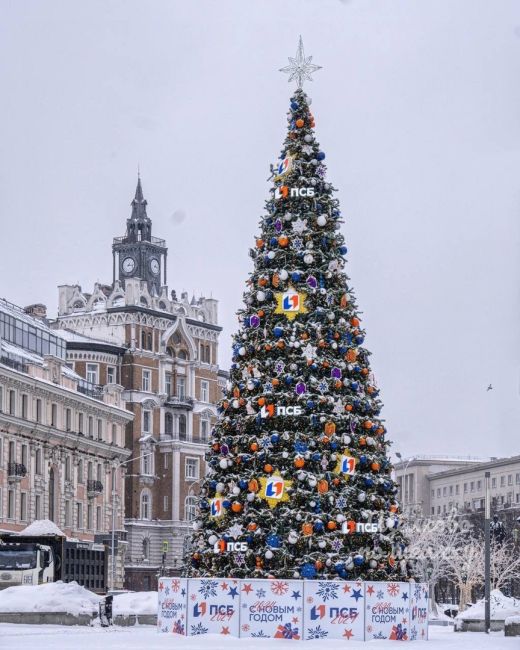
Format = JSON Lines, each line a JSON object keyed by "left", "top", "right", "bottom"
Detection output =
{"left": 0, "top": 533, "right": 107, "bottom": 593}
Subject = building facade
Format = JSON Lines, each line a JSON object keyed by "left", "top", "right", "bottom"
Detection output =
{"left": 394, "top": 454, "right": 520, "bottom": 518}
{"left": 0, "top": 298, "right": 133, "bottom": 587}
{"left": 54, "top": 177, "right": 224, "bottom": 590}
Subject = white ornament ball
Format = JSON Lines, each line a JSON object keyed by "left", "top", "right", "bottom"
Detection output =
{"left": 265, "top": 550, "right": 274, "bottom": 559}
{"left": 304, "top": 134, "right": 312, "bottom": 143}
{"left": 282, "top": 451, "right": 289, "bottom": 459}
{"left": 219, "top": 459, "right": 228, "bottom": 469}
{"left": 238, "top": 347, "right": 246, "bottom": 356}
{"left": 247, "top": 492, "right": 255, "bottom": 502}
{"left": 280, "top": 269, "right": 289, "bottom": 280}
{"left": 318, "top": 540, "right": 327, "bottom": 548}
{"left": 232, "top": 399, "right": 240, "bottom": 408}
{"left": 304, "top": 253, "right": 314, "bottom": 265}
{"left": 208, "top": 534, "right": 218, "bottom": 545}
{"left": 288, "top": 531, "right": 298, "bottom": 544}
{"left": 358, "top": 491, "right": 367, "bottom": 502}
{"left": 256, "top": 291, "right": 266, "bottom": 302}
{"left": 317, "top": 215, "right": 327, "bottom": 227}
{"left": 192, "top": 521, "right": 201, "bottom": 530}
{"left": 370, "top": 559, "right": 377, "bottom": 569}
{"left": 216, "top": 482, "right": 225, "bottom": 493}
{"left": 232, "top": 486, "right": 240, "bottom": 495}
{"left": 267, "top": 251, "right": 276, "bottom": 260}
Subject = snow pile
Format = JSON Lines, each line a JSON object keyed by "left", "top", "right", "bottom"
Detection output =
{"left": 505, "top": 615, "right": 520, "bottom": 625}
{"left": 18, "top": 519, "right": 65, "bottom": 537}
{"left": 113, "top": 591, "right": 158, "bottom": 616}
{"left": 0, "top": 581, "right": 100, "bottom": 615}
{"left": 456, "top": 589, "right": 520, "bottom": 621}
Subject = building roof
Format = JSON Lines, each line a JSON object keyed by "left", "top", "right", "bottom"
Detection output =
{"left": 426, "top": 455, "right": 520, "bottom": 481}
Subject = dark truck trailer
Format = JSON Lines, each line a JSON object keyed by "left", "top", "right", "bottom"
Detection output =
{"left": 0, "top": 533, "right": 107, "bottom": 593}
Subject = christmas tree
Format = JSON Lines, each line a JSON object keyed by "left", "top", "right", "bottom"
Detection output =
{"left": 188, "top": 39, "right": 409, "bottom": 581}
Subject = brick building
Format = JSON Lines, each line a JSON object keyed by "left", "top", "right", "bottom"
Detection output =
{"left": 54, "top": 177, "right": 225, "bottom": 589}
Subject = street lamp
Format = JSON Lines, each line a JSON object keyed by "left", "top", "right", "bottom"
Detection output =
{"left": 110, "top": 451, "right": 153, "bottom": 591}
{"left": 395, "top": 453, "right": 415, "bottom": 513}
{"left": 484, "top": 471, "right": 491, "bottom": 634}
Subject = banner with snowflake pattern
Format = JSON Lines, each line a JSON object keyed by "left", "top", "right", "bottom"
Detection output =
{"left": 187, "top": 578, "right": 241, "bottom": 637}
{"left": 303, "top": 580, "right": 365, "bottom": 641}
{"left": 409, "top": 583, "right": 428, "bottom": 641}
{"left": 238, "top": 578, "right": 304, "bottom": 639}
{"left": 157, "top": 577, "right": 188, "bottom": 635}
{"left": 364, "top": 582, "right": 411, "bottom": 641}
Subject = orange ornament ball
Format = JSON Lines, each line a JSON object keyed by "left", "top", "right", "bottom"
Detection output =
{"left": 294, "top": 457, "right": 305, "bottom": 468}
{"left": 250, "top": 442, "right": 259, "bottom": 452}
{"left": 345, "top": 404, "right": 353, "bottom": 412}
{"left": 320, "top": 436, "right": 330, "bottom": 445}
{"left": 301, "top": 332, "right": 309, "bottom": 340}
{"left": 332, "top": 478, "right": 340, "bottom": 486}
{"left": 278, "top": 236, "right": 289, "bottom": 247}
{"left": 315, "top": 560, "right": 323, "bottom": 570}
{"left": 327, "top": 521, "right": 337, "bottom": 530}
{"left": 272, "top": 378, "right": 280, "bottom": 386}
{"left": 376, "top": 426, "right": 385, "bottom": 435}
{"left": 371, "top": 462, "right": 381, "bottom": 472}
{"left": 346, "top": 349, "right": 357, "bottom": 363}
{"left": 359, "top": 437, "right": 367, "bottom": 446}
{"left": 264, "top": 464, "right": 273, "bottom": 473}
{"left": 361, "top": 368, "right": 369, "bottom": 376}
{"left": 389, "top": 504, "right": 398, "bottom": 513}
{"left": 318, "top": 479, "right": 329, "bottom": 494}
{"left": 231, "top": 502, "right": 242, "bottom": 513}
{"left": 256, "top": 239, "right": 264, "bottom": 249}
{"left": 302, "top": 523, "right": 313, "bottom": 536}
{"left": 257, "top": 397, "right": 266, "bottom": 407}
{"left": 277, "top": 340, "right": 285, "bottom": 349}
{"left": 258, "top": 277, "right": 268, "bottom": 287}
{"left": 248, "top": 522, "right": 258, "bottom": 531}
{"left": 295, "top": 118, "right": 305, "bottom": 128}
{"left": 265, "top": 344, "right": 272, "bottom": 351}
{"left": 363, "top": 420, "right": 373, "bottom": 430}
{"left": 350, "top": 317, "right": 360, "bottom": 327}
{"left": 334, "top": 380, "right": 342, "bottom": 389}
{"left": 248, "top": 479, "right": 259, "bottom": 492}
{"left": 233, "top": 387, "right": 240, "bottom": 398}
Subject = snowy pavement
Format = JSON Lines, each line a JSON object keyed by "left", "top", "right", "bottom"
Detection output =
{"left": 0, "top": 625, "right": 518, "bottom": 649}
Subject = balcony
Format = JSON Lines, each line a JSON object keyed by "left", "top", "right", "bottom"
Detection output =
{"left": 165, "top": 395, "right": 194, "bottom": 410}
{"left": 87, "top": 480, "right": 103, "bottom": 497}
{"left": 1, "top": 356, "right": 28, "bottom": 374}
{"left": 8, "top": 462, "right": 27, "bottom": 482}
{"left": 77, "top": 381, "right": 104, "bottom": 401}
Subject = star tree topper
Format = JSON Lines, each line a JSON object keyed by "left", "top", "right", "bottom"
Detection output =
{"left": 279, "top": 36, "right": 322, "bottom": 89}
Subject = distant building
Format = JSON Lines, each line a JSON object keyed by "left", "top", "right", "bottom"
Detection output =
{"left": 0, "top": 298, "right": 133, "bottom": 587}
{"left": 394, "top": 455, "right": 520, "bottom": 518}
{"left": 54, "top": 176, "right": 225, "bottom": 590}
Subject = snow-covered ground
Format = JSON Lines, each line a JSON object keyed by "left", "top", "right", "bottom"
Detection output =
{"left": 0, "top": 581, "right": 99, "bottom": 615}
{"left": 0, "top": 625, "right": 517, "bottom": 649}
{"left": 456, "top": 590, "right": 520, "bottom": 621}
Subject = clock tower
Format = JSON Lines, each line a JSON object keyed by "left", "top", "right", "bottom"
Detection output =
{"left": 112, "top": 175, "right": 167, "bottom": 295}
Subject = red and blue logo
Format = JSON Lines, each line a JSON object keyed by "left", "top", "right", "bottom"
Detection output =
{"left": 340, "top": 455, "right": 356, "bottom": 475}
{"left": 265, "top": 476, "right": 285, "bottom": 500}
{"left": 210, "top": 498, "right": 223, "bottom": 517}
{"left": 282, "top": 292, "right": 300, "bottom": 311}
{"left": 276, "top": 156, "right": 293, "bottom": 177}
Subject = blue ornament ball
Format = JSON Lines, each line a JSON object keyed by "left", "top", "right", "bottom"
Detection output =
{"left": 266, "top": 534, "right": 280, "bottom": 548}
{"left": 317, "top": 151, "right": 326, "bottom": 161}
{"left": 222, "top": 500, "right": 231, "bottom": 510}
{"left": 271, "top": 433, "right": 280, "bottom": 444}
{"left": 301, "top": 563, "right": 317, "bottom": 578}
{"left": 291, "top": 271, "right": 301, "bottom": 282}
{"left": 306, "top": 400, "right": 315, "bottom": 409}
{"left": 340, "top": 245, "right": 348, "bottom": 255}
{"left": 313, "top": 520, "right": 324, "bottom": 532}
{"left": 291, "top": 101, "right": 299, "bottom": 111}
{"left": 273, "top": 326, "right": 284, "bottom": 337}
{"left": 238, "top": 479, "right": 248, "bottom": 489}
{"left": 353, "top": 554, "right": 364, "bottom": 566}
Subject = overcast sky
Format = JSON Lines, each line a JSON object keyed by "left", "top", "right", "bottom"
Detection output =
{"left": 1, "top": 0, "right": 520, "bottom": 459}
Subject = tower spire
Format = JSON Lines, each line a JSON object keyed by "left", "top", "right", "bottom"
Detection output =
{"left": 131, "top": 172, "right": 148, "bottom": 221}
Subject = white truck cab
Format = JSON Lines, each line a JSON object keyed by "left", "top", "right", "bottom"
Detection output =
{"left": 0, "top": 542, "right": 54, "bottom": 588}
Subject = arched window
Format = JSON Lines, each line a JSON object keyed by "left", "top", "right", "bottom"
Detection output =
{"left": 141, "top": 331, "right": 146, "bottom": 349}
{"left": 178, "top": 349, "right": 187, "bottom": 360}
{"left": 158, "top": 301, "right": 167, "bottom": 311}
{"left": 142, "top": 537, "right": 150, "bottom": 560}
{"left": 140, "top": 297, "right": 148, "bottom": 307}
{"left": 185, "top": 496, "right": 197, "bottom": 522}
{"left": 147, "top": 333, "right": 153, "bottom": 351}
{"left": 140, "top": 490, "right": 151, "bottom": 520}
{"left": 179, "top": 414, "right": 187, "bottom": 441}
{"left": 165, "top": 412, "right": 173, "bottom": 436}
{"left": 172, "top": 332, "right": 182, "bottom": 345}
{"left": 200, "top": 418, "right": 210, "bottom": 443}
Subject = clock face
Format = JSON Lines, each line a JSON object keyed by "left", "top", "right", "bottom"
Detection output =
{"left": 150, "top": 258, "right": 160, "bottom": 275}
{"left": 122, "top": 257, "right": 136, "bottom": 274}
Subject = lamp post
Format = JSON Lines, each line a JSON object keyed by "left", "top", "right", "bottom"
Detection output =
{"left": 484, "top": 471, "right": 491, "bottom": 634}
{"left": 395, "top": 452, "right": 415, "bottom": 514}
{"left": 110, "top": 451, "right": 153, "bottom": 591}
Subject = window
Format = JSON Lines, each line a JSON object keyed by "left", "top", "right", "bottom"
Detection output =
{"left": 501, "top": 476, "right": 506, "bottom": 487}
{"left": 112, "top": 424, "right": 117, "bottom": 444}
{"left": 177, "top": 377, "right": 186, "bottom": 399}
{"left": 87, "top": 504, "right": 93, "bottom": 530}
{"left": 201, "top": 418, "right": 209, "bottom": 442}
{"left": 142, "top": 537, "right": 150, "bottom": 560}
{"left": 0, "top": 386, "right": 3, "bottom": 411}
{"left": 200, "top": 343, "right": 211, "bottom": 363}
{"left": 142, "top": 451, "right": 152, "bottom": 476}
{"left": 142, "top": 369, "right": 151, "bottom": 392}
{"left": 97, "top": 419, "right": 103, "bottom": 440}
{"left": 178, "top": 414, "right": 187, "bottom": 440}
{"left": 87, "top": 461, "right": 93, "bottom": 481}
{"left": 163, "top": 453, "right": 169, "bottom": 469}
{"left": 140, "top": 490, "right": 151, "bottom": 520}
{"left": 185, "top": 496, "right": 197, "bottom": 521}
{"left": 21, "top": 444, "right": 28, "bottom": 469}
{"left": 165, "top": 412, "right": 173, "bottom": 436}
{"left": 455, "top": 485, "right": 460, "bottom": 495}
{"left": 143, "top": 410, "right": 151, "bottom": 433}
{"left": 516, "top": 473, "right": 520, "bottom": 485}
{"left": 431, "top": 507, "right": 435, "bottom": 515}
{"left": 36, "top": 399, "right": 42, "bottom": 423}
{"left": 508, "top": 475, "right": 513, "bottom": 486}
{"left": 65, "top": 499, "right": 70, "bottom": 528}
{"left": 449, "top": 486, "right": 453, "bottom": 496}
{"left": 9, "top": 390, "right": 16, "bottom": 415}
{"left": 96, "top": 506, "right": 101, "bottom": 531}
{"left": 185, "top": 458, "right": 199, "bottom": 480}
{"left": 78, "top": 412, "right": 84, "bottom": 433}
{"left": 201, "top": 380, "right": 209, "bottom": 402}
{"left": 477, "top": 480, "right": 482, "bottom": 491}
{"left": 147, "top": 333, "right": 153, "bottom": 351}
{"left": 464, "top": 483, "right": 468, "bottom": 493}
{"left": 21, "top": 394, "right": 28, "bottom": 418}
{"left": 492, "top": 477, "right": 497, "bottom": 488}
{"left": 8, "top": 440, "right": 15, "bottom": 463}
{"left": 431, "top": 489, "right": 435, "bottom": 498}
{"left": 20, "top": 492, "right": 27, "bottom": 521}
{"left": 165, "top": 373, "right": 172, "bottom": 396}
{"left": 88, "top": 416, "right": 93, "bottom": 437}
{"left": 470, "top": 481, "right": 475, "bottom": 492}
{"left": 437, "top": 488, "right": 441, "bottom": 497}
{"left": 50, "top": 403, "right": 57, "bottom": 427}
{"left": 443, "top": 487, "right": 447, "bottom": 497}
{"left": 65, "top": 408, "right": 72, "bottom": 431}
{"left": 86, "top": 363, "right": 98, "bottom": 384}
{"left": 77, "top": 459, "right": 84, "bottom": 483}
{"left": 163, "top": 495, "right": 169, "bottom": 512}
{"left": 107, "top": 366, "right": 116, "bottom": 384}
{"left": 8, "top": 490, "right": 15, "bottom": 518}
{"left": 35, "top": 448, "right": 42, "bottom": 475}
{"left": 35, "top": 495, "right": 41, "bottom": 520}
{"left": 76, "top": 502, "right": 83, "bottom": 528}
{"left": 97, "top": 464, "right": 102, "bottom": 483}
